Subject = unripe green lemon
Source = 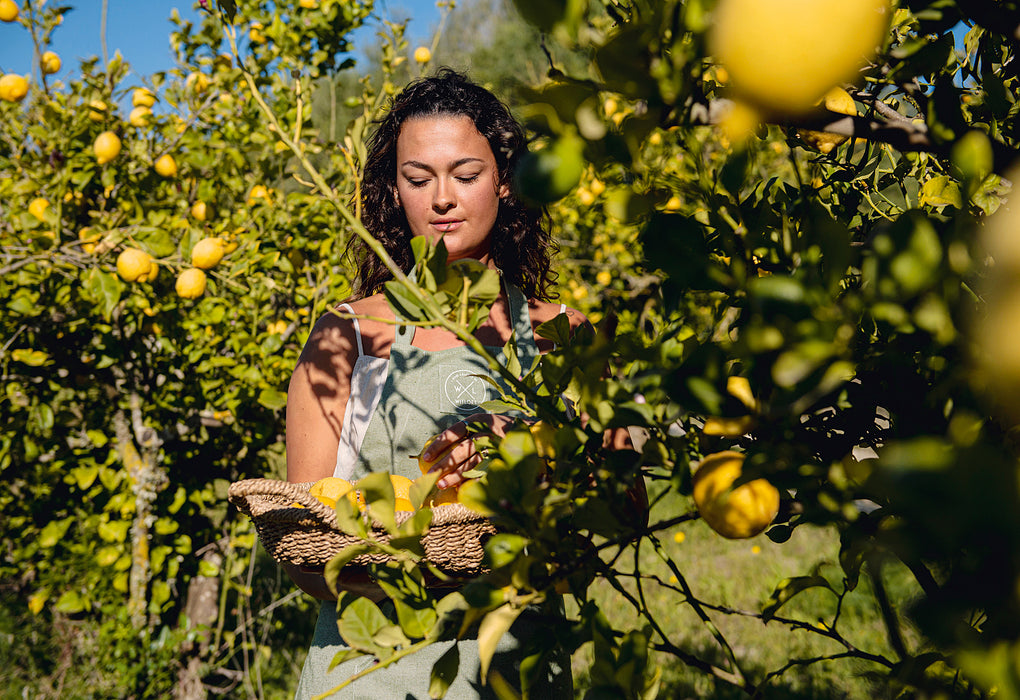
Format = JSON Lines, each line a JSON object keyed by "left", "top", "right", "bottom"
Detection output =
{"left": 513, "top": 132, "right": 585, "bottom": 205}
{"left": 710, "top": 0, "right": 891, "bottom": 114}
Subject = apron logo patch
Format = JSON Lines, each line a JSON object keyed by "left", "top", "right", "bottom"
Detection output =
{"left": 444, "top": 369, "right": 488, "bottom": 413}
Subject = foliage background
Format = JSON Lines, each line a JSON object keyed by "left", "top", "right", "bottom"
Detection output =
{"left": 2, "top": 0, "right": 1020, "bottom": 698}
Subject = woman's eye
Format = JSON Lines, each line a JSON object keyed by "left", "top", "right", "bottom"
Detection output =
{"left": 406, "top": 178, "right": 428, "bottom": 188}
{"left": 456, "top": 174, "right": 480, "bottom": 184}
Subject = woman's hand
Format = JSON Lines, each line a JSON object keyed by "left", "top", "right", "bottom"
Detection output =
{"left": 420, "top": 413, "right": 514, "bottom": 489}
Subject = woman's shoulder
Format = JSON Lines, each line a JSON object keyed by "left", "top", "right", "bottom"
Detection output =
{"left": 308, "top": 293, "right": 396, "bottom": 360}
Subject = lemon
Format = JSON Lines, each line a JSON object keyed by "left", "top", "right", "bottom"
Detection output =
{"left": 426, "top": 486, "right": 460, "bottom": 508}
{"left": 132, "top": 87, "right": 155, "bottom": 108}
{"left": 154, "top": 154, "right": 177, "bottom": 178}
{"left": 128, "top": 106, "right": 151, "bottom": 128}
{"left": 692, "top": 451, "right": 780, "bottom": 539}
{"left": 710, "top": 0, "right": 890, "bottom": 114}
{"left": 596, "top": 270, "right": 613, "bottom": 286}
{"left": 299, "top": 0, "right": 318, "bottom": 7}
{"left": 413, "top": 46, "right": 431, "bottom": 64}
{"left": 40, "top": 51, "right": 61, "bottom": 75}
{"left": 186, "top": 72, "right": 210, "bottom": 94}
{"left": 799, "top": 87, "right": 858, "bottom": 153}
{"left": 190, "top": 237, "right": 226, "bottom": 269}
{"left": 702, "top": 415, "right": 756, "bottom": 437}
{"left": 94, "top": 131, "right": 121, "bottom": 165}
{"left": 28, "top": 197, "right": 50, "bottom": 220}
{"left": 246, "top": 184, "right": 271, "bottom": 206}
{"left": 389, "top": 474, "right": 414, "bottom": 501}
{"left": 0, "top": 74, "right": 29, "bottom": 102}
{"left": 116, "top": 248, "right": 155, "bottom": 283}
{"left": 78, "top": 227, "right": 101, "bottom": 254}
{"left": 175, "top": 268, "right": 207, "bottom": 299}
{"left": 529, "top": 420, "right": 557, "bottom": 460}
{"left": 308, "top": 477, "right": 358, "bottom": 509}
{"left": 190, "top": 201, "right": 208, "bottom": 221}
{"left": 249, "top": 22, "right": 266, "bottom": 45}
{"left": 416, "top": 433, "right": 454, "bottom": 474}
{"left": 87, "top": 99, "right": 107, "bottom": 121}
{"left": 0, "top": 0, "right": 18, "bottom": 22}
{"left": 664, "top": 195, "right": 682, "bottom": 212}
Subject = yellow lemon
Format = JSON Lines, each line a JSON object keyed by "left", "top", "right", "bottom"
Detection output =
{"left": 154, "top": 154, "right": 178, "bottom": 178}
{"left": 799, "top": 87, "right": 858, "bottom": 154}
{"left": 78, "top": 227, "right": 101, "bottom": 254}
{"left": 308, "top": 477, "right": 363, "bottom": 509}
{"left": 86, "top": 99, "right": 107, "bottom": 121}
{"left": 710, "top": 0, "right": 890, "bottom": 114}
{"left": 186, "top": 72, "right": 210, "bottom": 94}
{"left": 425, "top": 486, "right": 460, "bottom": 509}
{"left": 132, "top": 87, "right": 155, "bottom": 108}
{"left": 94, "top": 131, "right": 121, "bottom": 165}
{"left": 0, "top": 0, "right": 18, "bottom": 22}
{"left": 246, "top": 184, "right": 271, "bottom": 206}
{"left": 190, "top": 236, "right": 226, "bottom": 269}
{"left": 249, "top": 22, "right": 266, "bottom": 45}
{"left": 529, "top": 420, "right": 557, "bottom": 460}
{"left": 413, "top": 46, "right": 431, "bottom": 63}
{"left": 692, "top": 451, "right": 780, "bottom": 539}
{"left": 416, "top": 433, "right": 454, "bottom": 474}
{"left": 389, "top": 474, "right": 414, "bottom": 501}
{"left": 28, "top": 197, "right": 50, "bottom": 220}
{"left": 175, "top": 268, "right": 207, "bottom": 299}
{"left": 116, "top": 248, "right": 154, "bottom": 283}
{"left": 190, "top": 200, "right": 208, "bottom": 221}
{"left": 664, "top": 195, "right": 682, "bottom": 211}
{"left": 596, "top": 270, "right": 613, "bottom": 286}
{"left": 299, "top": 0, "right": 318, "bottom": 7}
{"left": 40, "top": 51, "right": 61, "bottom": 75}
{"left": 128, "top": 106, "right": 151, "bottom": 128}
{"left": 702, "top": 415, "right": 756, "bottom": 437}
{"left": 0, "top": 74, "right": 29, "bottom": 102}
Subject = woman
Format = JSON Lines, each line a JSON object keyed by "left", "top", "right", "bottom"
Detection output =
{"left": 285, "top": 69, "right": 583, "bottom": 699}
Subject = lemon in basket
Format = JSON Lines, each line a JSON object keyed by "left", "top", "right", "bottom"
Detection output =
{"left": 389, "top": 474, "right": 415, "bottom": 512}
{"left": 308, "top": 477, "right": 362, "bottom": 509}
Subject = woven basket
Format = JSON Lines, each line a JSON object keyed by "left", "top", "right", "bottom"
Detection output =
{"left": 228, "top": 478, "right": 495, "bottom": 576}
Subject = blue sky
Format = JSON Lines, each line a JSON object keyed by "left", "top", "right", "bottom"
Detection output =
{"left": 0, "top": 0, "right": 442, "bottom": 81}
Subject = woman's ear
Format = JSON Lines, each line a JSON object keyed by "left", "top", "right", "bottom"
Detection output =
{"left": 498, "top": 182, "right": 510, "bottom": 199}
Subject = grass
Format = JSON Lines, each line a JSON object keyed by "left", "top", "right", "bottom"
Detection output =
{"left": 568, "top": 481, "right": 925, "bottom": 698}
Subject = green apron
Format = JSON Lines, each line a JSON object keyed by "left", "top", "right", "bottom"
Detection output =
{"left": 294, "top": 285, "right": 571, "bottom": 699}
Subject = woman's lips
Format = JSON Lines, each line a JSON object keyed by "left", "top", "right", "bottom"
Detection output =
{"left": 431, "top": 219, "right": 463, "bottom": 233}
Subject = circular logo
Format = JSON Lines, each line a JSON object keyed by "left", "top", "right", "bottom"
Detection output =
{"left": 444, "top": 369, "right": 489, "bottom": 413}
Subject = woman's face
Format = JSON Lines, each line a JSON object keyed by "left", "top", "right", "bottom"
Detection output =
{"left": 395, "top": 115, "right": 507, "bottom": 263}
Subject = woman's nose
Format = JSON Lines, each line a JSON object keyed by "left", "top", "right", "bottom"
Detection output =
{"left": 433, "top": 179, "right": 455, "bottom": 211}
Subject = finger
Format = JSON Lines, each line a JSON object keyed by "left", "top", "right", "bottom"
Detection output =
{"left": 427, "top": 438, "right": 472, "bottom": 476}
{"left": 422, "top": 424, "right": 469, "bottom": 462}
{"left": 437, "top": 450, "right": 483, "bottom": 489}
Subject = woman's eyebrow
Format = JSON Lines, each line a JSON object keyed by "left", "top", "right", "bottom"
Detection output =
{"left": 400, "top": 157, "right": 486, "bottom": 170}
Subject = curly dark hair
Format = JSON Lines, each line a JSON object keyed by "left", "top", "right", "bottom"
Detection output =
{"left": 347, "top": 68, "right": 556, "bottom": 300}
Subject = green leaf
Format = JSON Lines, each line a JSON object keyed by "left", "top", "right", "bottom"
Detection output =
{"left": 478, "top": 604, "right": 523, "bottom": 683}
{"left": 429, "top": 643, "right": 459, "bottom": 699}
{"left": 38, "top": 519, "right": 72, "bottom": 548}
{"left": 54, "top": 590, "right": 87, "bottom": 614}
{"left": 10, "top": 349, "right": 50, "bottom": 366}
{"left": 919, "top": 175, "right": 962, "bottom": 209}
{"left": 358, "top": 470, "right": 397, "bottom": 533}
{"left": 328, "top": 647, "right": 366, "bottom": 672}
{"left": 338, "top": 595, "right": 394, "bottom": 656}
{"left": 82, "top": 268, "right": 124, "bottom": 321}
{"left": 257, "top": 388, "right": 288, "bottom": 410}
{"left": 761, "top": 575, "right": 833, "bottom": 622}
{"left": 484, "top": 534, "right": 529, "bottom": 570}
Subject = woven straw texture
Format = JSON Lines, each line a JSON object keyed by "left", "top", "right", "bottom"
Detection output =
{"left": 228, "top": 478, "right": 495, "bottom": 575}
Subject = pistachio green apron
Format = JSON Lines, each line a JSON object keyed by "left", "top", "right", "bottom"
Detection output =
{"left": 294, "top": 285, "right": 570, "bottom": 699}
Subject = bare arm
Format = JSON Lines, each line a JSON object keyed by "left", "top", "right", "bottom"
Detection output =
{"left": 284, "top": 310, "right": 386, "bottom": 600}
